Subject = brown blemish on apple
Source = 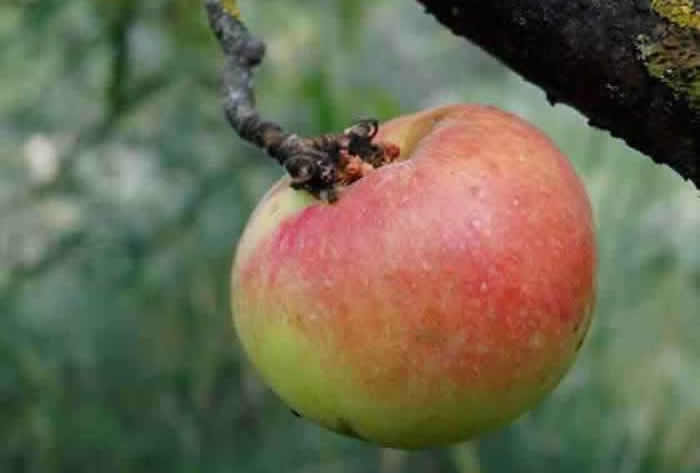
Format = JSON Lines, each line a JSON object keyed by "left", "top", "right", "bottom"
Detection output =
{"left": 336, "top": 417, "right": 365, "bottom": 441}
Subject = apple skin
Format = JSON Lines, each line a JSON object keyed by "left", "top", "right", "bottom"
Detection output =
{"left": 231, "top": 104, "right": 596, "bottom": 449}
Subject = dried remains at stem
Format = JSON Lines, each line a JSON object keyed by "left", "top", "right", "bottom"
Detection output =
{"left": 204, "top": 0, "right": 400, "bottom": 201}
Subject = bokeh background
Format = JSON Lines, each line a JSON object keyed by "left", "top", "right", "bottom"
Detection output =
{"left": 1, "top": 1, "right": 699, "bottom": 472}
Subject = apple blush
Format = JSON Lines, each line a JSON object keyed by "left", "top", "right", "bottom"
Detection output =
{"left": 231, "top": 104, "right": 596, "bottom": 449}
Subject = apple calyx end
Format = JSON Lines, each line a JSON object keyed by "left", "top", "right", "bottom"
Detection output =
{"left": 335, "top": 140, "right": 401, "bottom": 186}
{"left": 288, "top": 120, "right": 401, "bottom": 202}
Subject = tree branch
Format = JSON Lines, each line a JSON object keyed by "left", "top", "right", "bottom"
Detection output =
{"left": 203, "top": 0, "right": 399, "bottom": 201}
{"left": 416, "top": 0, "right": 700, "bottom": 188}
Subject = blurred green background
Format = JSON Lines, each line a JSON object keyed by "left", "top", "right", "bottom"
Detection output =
{"left": 1, "top": 1, "right": 699, "bottom": 472}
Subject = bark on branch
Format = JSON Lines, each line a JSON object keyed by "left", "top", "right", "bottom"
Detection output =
{"left": 417, "top": 0, "right": 700, "bottom": 188}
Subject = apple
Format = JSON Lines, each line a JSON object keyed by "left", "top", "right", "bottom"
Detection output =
{"left": 231, "top": 104, "right": 596, "bottom": 449}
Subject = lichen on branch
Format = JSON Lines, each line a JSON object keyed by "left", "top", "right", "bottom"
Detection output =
{"left": 204, "top": 0, "right": 399, "bottom": 201}
{"left": 417, "top": 0, "right": 700, "bottom": 188}
{"left": 220, "top": 0, "right": 240, "bottom": 18}
{"left": 637, "top": 25, "right": 700, "bottom": 107}
{"left": 651, "top": 0, "right": 700, "bottom": 30}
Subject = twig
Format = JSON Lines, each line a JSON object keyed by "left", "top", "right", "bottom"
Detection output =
{"left": 204, "top": 0, "right": 398, "bottom": 201}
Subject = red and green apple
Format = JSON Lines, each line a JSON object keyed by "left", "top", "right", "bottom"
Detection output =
{"left": 231, "top": 104, "right": 596, "bottom": 449}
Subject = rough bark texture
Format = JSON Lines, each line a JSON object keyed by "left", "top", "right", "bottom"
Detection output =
{"left": 417, "top": 0, "right": 700, "bottom": 188}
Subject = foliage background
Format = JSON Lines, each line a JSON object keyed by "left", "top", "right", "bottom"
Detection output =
{"left": 1, "top": 1, "right": 699, "bottom": 472}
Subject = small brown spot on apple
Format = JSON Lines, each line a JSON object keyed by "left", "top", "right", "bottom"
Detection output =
{"left": 528, "top": 332, "right": 545, "bottom": 349}
{"left": 336, "top": 418, "right": 365, "bottom": 441}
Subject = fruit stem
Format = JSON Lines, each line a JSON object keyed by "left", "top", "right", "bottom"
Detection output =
{"left": 204, "top": 0, "right": 399, "bottom": 201}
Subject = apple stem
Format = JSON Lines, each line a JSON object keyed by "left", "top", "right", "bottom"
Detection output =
{"left": 204, "top": 0, "right": 400, "bottom": 202}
